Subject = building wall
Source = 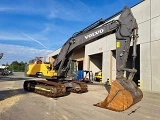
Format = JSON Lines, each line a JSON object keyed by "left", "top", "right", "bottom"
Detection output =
{"left": 84, "top": 0, "right": 160, "bottom": 92}
{"left": 134, "top": 0, "right": 160, "bottom": 92}
{"left": 72, "top": 47, "right": 84, "bottom": 61}
{"left": 150, "top": 0, "right": 160, "bottom": 92}
{"left": 46, "top": 48, "right": 61, "bottom": 63}
{"left": 84, "top": 37, "right": 106, "bottom": 75}
{"left": 135, "top": 0, "right": 151, "bottom": 91}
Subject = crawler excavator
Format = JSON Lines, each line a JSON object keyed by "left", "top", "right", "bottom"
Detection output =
{"left": 23, "top": 6, "right": 143, "bottom": 111}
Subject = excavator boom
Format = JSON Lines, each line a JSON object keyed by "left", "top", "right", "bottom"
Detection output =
{"left": 23, "top": 6, "right": 143, "bottom": 111}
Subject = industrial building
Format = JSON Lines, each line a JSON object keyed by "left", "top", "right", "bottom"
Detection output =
{"left": 46, "top": 0, "right": 160, "bottom": 93}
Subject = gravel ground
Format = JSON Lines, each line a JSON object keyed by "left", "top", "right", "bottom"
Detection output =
{"left": 0, "top": 72, "right": 160, "bottom": 120}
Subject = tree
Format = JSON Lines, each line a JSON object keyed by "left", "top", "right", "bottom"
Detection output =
{"left": 2, "top": 64, "right": 5, "bottom": 66}
{"left": 7, "top": 61, "right": 27, "bottom": 72}
{"left": 5, "top": 62, "right": 9, "bottom": 66}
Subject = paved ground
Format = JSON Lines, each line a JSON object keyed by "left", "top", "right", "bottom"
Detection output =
{"left": 0, "top": 72, "right": 160, "bottom": 120}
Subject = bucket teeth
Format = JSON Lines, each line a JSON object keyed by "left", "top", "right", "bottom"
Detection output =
{"left": 94, "top": 79, "right": 143, "bottom": 111}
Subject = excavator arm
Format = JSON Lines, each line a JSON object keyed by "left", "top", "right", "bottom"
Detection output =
{"left": 23, "top": 6, "right": 143, "bottom": 112}
{"left": 53, "top": 6, "right": 143, "bottom": 111}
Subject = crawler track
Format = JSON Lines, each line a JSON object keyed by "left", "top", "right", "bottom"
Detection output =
{"left": 68, "top": 81, "right": 88, "bottom": 93}
{"left": 23, "top": 80, "right": 66, "bottom": 97}
{"left": 23, "top": 80, "right": 88, "bottom": 98}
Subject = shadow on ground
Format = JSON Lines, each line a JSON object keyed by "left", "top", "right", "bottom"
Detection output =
{"left": 87, "top": 82, "right": 111, "bottom": 92}
{"left": 0, "top": 76, "right": 38, "bottom": 82}
{"left": 0, "top": 88, "right": 71, "bottom": 101}
{"left": 0, "top": 88, "right": 27, "bottom": 101}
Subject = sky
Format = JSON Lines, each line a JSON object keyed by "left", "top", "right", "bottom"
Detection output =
{"left": 0, "top": 0, "right": 142, "bottom": 65}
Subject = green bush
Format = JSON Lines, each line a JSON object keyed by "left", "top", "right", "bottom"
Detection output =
{"left": 7, "top": 61, "right": 27, "bottom": 72}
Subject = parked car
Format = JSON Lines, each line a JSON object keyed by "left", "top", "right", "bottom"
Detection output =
{"left": 1, "top": 69, "right": 13, "bottom": 76}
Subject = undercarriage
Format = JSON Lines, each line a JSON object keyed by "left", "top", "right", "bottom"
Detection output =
{"left": 23, "top": 80, "right": 88, "bottom": 98}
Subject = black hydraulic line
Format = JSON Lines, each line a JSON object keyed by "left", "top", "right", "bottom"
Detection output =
{"left": 72, "top": 18, "right": 105, "bottom": 38}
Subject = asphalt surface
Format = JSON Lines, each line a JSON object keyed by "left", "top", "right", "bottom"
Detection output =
{"left": 0, "top": 72, "right": 160, "bottom": 120}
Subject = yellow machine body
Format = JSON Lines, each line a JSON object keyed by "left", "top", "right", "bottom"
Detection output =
{"left": 25, "top": 63, "right": 57, "bottom": 78}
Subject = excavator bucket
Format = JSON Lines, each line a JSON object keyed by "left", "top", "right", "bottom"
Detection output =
{"left": 94, "top": 79, "right": 143, "bottom": 111}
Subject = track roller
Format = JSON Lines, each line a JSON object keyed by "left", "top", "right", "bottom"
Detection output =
{"left": 66, "top": 81, "right": 88, "bottom": 93}
{"left": 23, "top": 80, "right": 66, "bottom": 97}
